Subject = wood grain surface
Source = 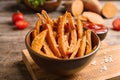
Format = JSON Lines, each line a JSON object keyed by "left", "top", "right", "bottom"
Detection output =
{"left": 22, "top": 44, "right": 120, "bottom": 80}
{"left": 0, "top": 0, "right": 120, "bottom": 80}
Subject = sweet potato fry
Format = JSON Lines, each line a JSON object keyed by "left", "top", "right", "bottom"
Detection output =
{"left": 31, "top": 30, "right": 48, "bottom": 53}
{"left": 102, "top": 2, "right": 118, "bottom": 18}
{"left": 77, "top": 34, "right": 86, "bottom": 57}
{"left": 64, "top": 33, "right": 70, "bottom": 51}
{"left": 67, "top": 13, "right": 75, "bottom": 30}
{"left": 32, "top": 29, "right": 37, "bottom": 40}
{"left": 45, "top": 24, "right": 61, "bottom": 58}
{"left": 41, "top": 10, "right": 53, "bottom": 26}
{"left": 66, "top": 13, "right": 77, "bottom": 54}
{"left": 85, "top": 30, "right": 92, "bottom": 54}
{"left": 70, "top": 39, "right": 81, "bottom": 59}
{"left": 39, "top": 50, "right": 49, "bottom": 56}
{"left": 36, "top": 13, "right": 46, "bottom": 26}
{"left": 82, "top": 11, "right": 104, "bottom": 24}
{"left": 35, "top": 18, "right": 41, "bottom": 34}
{"left": 58, "top": 12, "right": 68, "bottom": 58}
{"left": 76, "top": 16, "right": 83, "bottom": 38}
{"left": 43, "top": 41, "right": 58, "bottom": 58}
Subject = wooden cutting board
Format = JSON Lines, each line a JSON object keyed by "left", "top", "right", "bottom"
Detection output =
{"left": 22, "top": 43, "right": 120, "bottom": 80}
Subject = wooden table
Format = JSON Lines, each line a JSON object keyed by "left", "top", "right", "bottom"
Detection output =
{"left": 0, "top": 0, "right": 120, "bottom": 80}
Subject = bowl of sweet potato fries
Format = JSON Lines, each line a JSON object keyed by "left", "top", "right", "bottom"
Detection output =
{"left": 25, "top": 10, "right": 100, "bottom": 75}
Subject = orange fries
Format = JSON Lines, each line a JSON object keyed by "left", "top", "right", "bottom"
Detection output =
{"left": 31, "top": 10, "right": 94, "bottom": 59}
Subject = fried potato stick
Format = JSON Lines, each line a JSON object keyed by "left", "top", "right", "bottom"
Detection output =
{"left": 35, "top": 18, "right": 41, "bottom": 34}
{"left": 67, "top": 13, "right": 77, "bottom": 54}
{"left": 86, "top": 30, "right": 92, "bottom": 54}
{"left": 58, "top": 12, "right": 68, "bottom": 58}
{"left": 70, "top": 38, "right": 81, "bottom": 59}
{"left": 45, "top": 24, "right": 61, "bottom": 58}
{"left": 36, "top": 13, "right": 46, "bottom": 26}
{"left": 77, "top": 34, "right": 86, "bottom": 57}
{"left": 76, "top": 16, "right": 83, "bottom": 38}
{"left": 31, "top": 30, "right": 48, "bottom": 53}
{"left": 32, "top": 29, "right": 37, "bottom": 40}
{"left": 43, "top": 41, "right": 58, "bottom": 58}
{"left": 41, "top": 10, "right": 53, "bottom": 26}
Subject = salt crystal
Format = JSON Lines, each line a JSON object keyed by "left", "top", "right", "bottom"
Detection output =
{"left": 101, "top": 65, "right": 107, "bottom": 71}
{"left": 108, "top": 55, "right": 113, "bottom": 62}
{"left": 104, "top": 58, "right": 109, "bottom": 63}
{"left": 91, "top": 60, "right": 96, "bottom": 65}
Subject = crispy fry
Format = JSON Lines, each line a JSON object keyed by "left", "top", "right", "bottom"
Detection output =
{"left": 41, "top": 10, "right": 53, "bottom": 26}
{"left": 31, "top": 30, "right": 48, "bottom": 53}
{"left": 93, "top": 45, "right": 97, "bottom": 51}
{"left": 45, "top": 24, "right": 61, "bottom": 58}
{"left": 77, "top": 34, "right": 87, "bottom": 57}
{"left": 58, "top": 12, "right": 68, "bottom": 58}
{"left": 39, "top": 50, "right": 47, "bottom": 56}
{"left": 67, "top": 13, "right": 77, "bottom": 54}
{"left": 70, "top": 38, "right": 81, "bottom": 59}
{"left": 76, "top": 16, "right": 83, "bottom": 38}
{"left": 43, "top": 41, "right": 58, "bottom": 58}
{"left": 35, "top": 18, "right": 41, "bottom": 34}
{"left": 64, "top": 33, "right": 69, "bottom": 52}
{"left": 86, "top": 30, "right": 92, "bottom": 54}
{"left": 36, "top": 13, "right": 46, "bottom": 25}
{"left": 39, "top": 50, "right": 55, "bottom": 58}
{"left": 32, "top": 29, "right": 37, "bottom": 40}
{"left": 67, "top": 13, "right": 75, "bottom": 30}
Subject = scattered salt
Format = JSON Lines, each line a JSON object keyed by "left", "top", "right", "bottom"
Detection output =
{"left": 91, "top": 60, "right": 96, "bottom": 65}
{"left": 104, "top": 57, "right": 109, "bottom": 63}
{"left": 91, "top": 53, "right": 113, "bottom": 72}
{"left": 108, "top": 55, "right": 113, "bottom": 62}
{"left": 100, "top": 65, "right": 107, "bottom": 72}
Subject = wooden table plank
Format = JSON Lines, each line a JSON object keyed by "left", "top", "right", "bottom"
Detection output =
{"left": 22, "top": 45, "right": 120, "bottom": 80}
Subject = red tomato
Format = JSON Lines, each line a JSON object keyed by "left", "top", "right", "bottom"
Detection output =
{"left": 15, "top": 20, "right": 29, "bottom": 29}
{"left": 112, "top": 18, "right": 120, "bottom": 31}
{"left": 12, "top": 11, "right": 24, "bottom": 23}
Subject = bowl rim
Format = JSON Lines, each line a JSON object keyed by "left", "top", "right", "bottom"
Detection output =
{"left": 25, "top": 29, "right": 100, "bottom": 61}
{"left": 96, "top": 26, "right": 108, "bottom": 34}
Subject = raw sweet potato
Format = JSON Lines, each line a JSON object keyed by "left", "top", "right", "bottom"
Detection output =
{"left": 71, "top": 0, "right": 84, "bottom": 16}
{"left": 82, "top": 11, "right": 104, "bottom": 24}
{"left": 82, "top": 0, "right": 102, "bottom": 14}
{"left": 102, "top": 2, "right": 118, "bottom": 18}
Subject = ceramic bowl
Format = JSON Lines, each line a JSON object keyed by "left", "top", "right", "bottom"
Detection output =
{"left": 96, "top": 28, "right": 108, "bottom": 41}
{"left": 25, "top": 29, "right": 100, "bottom": 75}
{"left": 23, "top": 0, "right": 61, "bottom": 12}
